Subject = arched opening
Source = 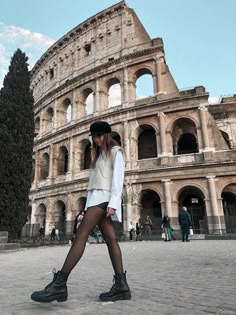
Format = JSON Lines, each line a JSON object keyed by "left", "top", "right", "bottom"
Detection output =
{"left": 34, "top": 117, "right": 40, "bottom": 136}
{"left": 54, "top": 200, "right": 66, "bottom": 237}
{"left": 177, "top": 133, "right": 198, "bottom": 155}
{"left": 138, "top": 125, "right": 157, "bottom": 159}
{"left": 84, "top": 143, "right": 91, "bottom": 170}
{"left": 140, "top": 189, "right": 162, "bottom": 232}
{"left": 108, "top": 79, "right": 121, "bottom": 107}
{"left": 111, "top": 131, "right": 121, "bottom": 146}
{"left": 220, "top": 130, "right": 231, "bottom": 149}
{"left": 59, "top": 98, "right": 73, "bottom": 126}
{"left": 45, "top": 107, "right": 54, "bottom": 132}
{"left": 222, "top": 185, "right": 236, "bottom": 233}
{"left": 40, "top": 153, "right": 49, "bottom": 180}
{"left": 178, "top": 187, "right": 207, "bottom": 233}
{"left": 135, "top": 69, "right": 153, "bottom": 99}
{"left": 172, "top": 118, "right": 198, "bottom": 155}
{"left": 83, "top": 88, "right": 94, "bottom": 115}
{"left": 66, "top": 103, "right": 72, "bottom": 123}
{"left": 57, "top": 146, "right": 69, "bottom": 175}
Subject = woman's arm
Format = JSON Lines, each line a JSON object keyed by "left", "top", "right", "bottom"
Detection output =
{"left": 107, "top": 150, "right": 124, "bottom": 212}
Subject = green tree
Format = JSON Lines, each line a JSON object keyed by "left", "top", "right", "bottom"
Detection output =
{"left": 0, "top": 49, "right": 34, "bottom": 239}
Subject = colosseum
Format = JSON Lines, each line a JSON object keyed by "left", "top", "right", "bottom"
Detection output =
{"left": 28, "top": 0, "right": 236, "bottom": 239}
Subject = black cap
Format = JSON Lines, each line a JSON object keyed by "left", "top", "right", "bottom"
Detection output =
{"left": 89, "top": 121, "right": 111, "bottom": 136}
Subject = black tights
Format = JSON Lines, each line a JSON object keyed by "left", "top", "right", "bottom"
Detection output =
{"left": 61, "top": 206, "right": 124, "bottom": 276}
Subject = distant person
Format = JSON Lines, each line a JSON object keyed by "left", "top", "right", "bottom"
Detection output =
{"left": 39, "top": 226, "right": 45, "bottom": 244}
{"left": 128, "top": 221, "right": 135, "bottom": 241}
{"left": 161, "top": 214, "right": 171, "bottom": 242}
{"left": 72, "top": 211, "right": 85, "bottom": 241}
{"left": 178, "top": 206, "right": 191, "bottom": 242}
{"left": 50, "top": 228, "right": 56, "bottom": 242}
{"left": 168, "top": 226, "right": 176, "bottom": 240}
{"left": 135, "top": 220, "right": 142, "bottom": 241}
{"left": 143, "top": 215, "right": 152, "bottom": 240}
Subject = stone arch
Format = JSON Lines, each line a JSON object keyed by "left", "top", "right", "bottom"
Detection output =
{"left": 34, "top": 117, "right": 40, "bottom": 136}
{"left": 138, "top": 124, "right": 157, "bottom": 159}
{"left": 107, "top": 77, "right": 121, "bottom": 107}
{"left": 139, "top": 189, "right": 162, "bottom": 230}
{"left": 134, "top": 67, "right": 154, "bottom": 99}
{"left": 80, "top": 139, "right": 91, "bottom": 170}
{"left": 57, "top": 146, "right": 69, "bottom": 175}
{"left": 177, "top": 185, "right": 208, "bottom": 233}
{"left": 171, "top": 118, "right": 198, "bottom": 155}
{"left": 58, "top": 98, "right": 73, "bottom": 126}
{"left": 39, "top": 152, "right": 49, "bottom": 180}
{"left": 44, "top": 107, "right": 54, "bottom": 132}
{"left": 221, "top": 183, "right": 236, "bottom": 233}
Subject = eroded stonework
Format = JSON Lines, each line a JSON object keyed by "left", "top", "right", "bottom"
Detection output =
{"left": 28, "top": 1, "right": 236, "bottom": 238}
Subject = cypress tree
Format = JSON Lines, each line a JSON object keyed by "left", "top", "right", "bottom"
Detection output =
{"left": 0, "top": 49, "right": 34, "bottom": 239}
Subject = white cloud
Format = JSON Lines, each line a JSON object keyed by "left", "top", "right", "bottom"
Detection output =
{"left": 0, "top": 24, "right": 55, "bottom": 50}
{"left": 0, "top": 22, "right": 55, "bottom": 88}
{"left": 208, "top": 96, "right": 221, "bottom": 105}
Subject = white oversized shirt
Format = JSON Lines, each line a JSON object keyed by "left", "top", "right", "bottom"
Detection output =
{"left": 84, "top": 150, "right": 124, "bottom": 222}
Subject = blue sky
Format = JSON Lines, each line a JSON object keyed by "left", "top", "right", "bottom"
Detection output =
{"left": 1, "top": 0, "right": 236, "bottom": 101}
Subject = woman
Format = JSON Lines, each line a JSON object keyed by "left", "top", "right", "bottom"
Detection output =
{"left": 31, "top": 121, "right": 131, "bottom": 303}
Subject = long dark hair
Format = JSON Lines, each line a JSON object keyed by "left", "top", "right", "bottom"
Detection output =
{"left": 91, "top": 134, "right": 120, "bottom": 168}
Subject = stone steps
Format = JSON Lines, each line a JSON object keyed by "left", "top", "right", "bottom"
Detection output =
{"left": 0, "top": 231, "right": 20, "bottom": 252}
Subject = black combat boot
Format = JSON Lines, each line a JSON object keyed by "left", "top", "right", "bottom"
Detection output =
{"left": 99, "top": 271, "right": 131, "bottom": 302}
{"left": 31, "top": 270, "right": 68, "bottom": 303}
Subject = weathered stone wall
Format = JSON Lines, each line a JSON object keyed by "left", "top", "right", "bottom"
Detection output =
{"left": 29, "top": 1, "right": 236, "bottom": 237}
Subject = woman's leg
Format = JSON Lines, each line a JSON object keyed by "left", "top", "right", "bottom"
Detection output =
{"left": 98, "top": 217, "right": 123, "bottom": 274}
{"left": 61, "top": 206, "right": 105, "bottom": 275}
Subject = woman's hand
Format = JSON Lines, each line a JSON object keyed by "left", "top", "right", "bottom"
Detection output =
{"left": 106, "top": 207, "right": 116, "bottom": 218}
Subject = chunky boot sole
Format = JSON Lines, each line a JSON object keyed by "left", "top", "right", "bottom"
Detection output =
{"left": 99, "top": 290, "right": 131, "bottom": 302}
{"left": 31, "top": 293, "right": 68, "bottom": 303}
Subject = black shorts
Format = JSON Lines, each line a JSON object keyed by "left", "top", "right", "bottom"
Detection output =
{"left": 96, "top": 202, "right": 109, "bottom": 211}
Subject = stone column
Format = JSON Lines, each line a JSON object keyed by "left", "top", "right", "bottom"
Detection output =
{"left": 68, "top": 137, "right": 74, "bottom": 180}
{"left": 66, "top": 193, "right": 73, "bottom": 236}
{"left": 123, "top": 121, "right": 131, "bottom": 169}
{"left": 30, "top": 199, "right": 38, "bottom": 237}
{"left": 123, "top": 184, "right": 133, "bottom": 234}
{"left": 198, "top": 105, "right": 211, "bottom": 151}
{"left": 162, "top": 179, "right": 172, "bottom": 217}
{"left": 53, "top": 99, "right": 59, "bottom": 129}
{"left": 48, "top": 145, "right": 54, "bottom": 185}
{"left": 39, "top": 111, "right": 43, "bottom": 137}
{"left": 122, "top": 67, "right": 129, "bottom": 105}
{"left": 206, "top": 176, "right": 222, "bottom": 234}
{"left": 72, "top": 90, "right": 78, "bottom": 121}
{"left": 33, "top": 151, "right": 39, "bottom": 189}
{"left": 95, "top": 78, "right": 108, "bottom": 113}
{"left": 155, "top": 56, "right": 164, "bottom": 94}
{"left": 157, "top": 112, "right": 167, "bottom": 156}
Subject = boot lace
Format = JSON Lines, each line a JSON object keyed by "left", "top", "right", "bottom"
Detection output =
{"left": 45, "top": 268, "right": 57, "bottom": 290}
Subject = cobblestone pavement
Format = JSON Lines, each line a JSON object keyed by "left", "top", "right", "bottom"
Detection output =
{"left": 0, "top": 240, "right": 236, "bottom": 315}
